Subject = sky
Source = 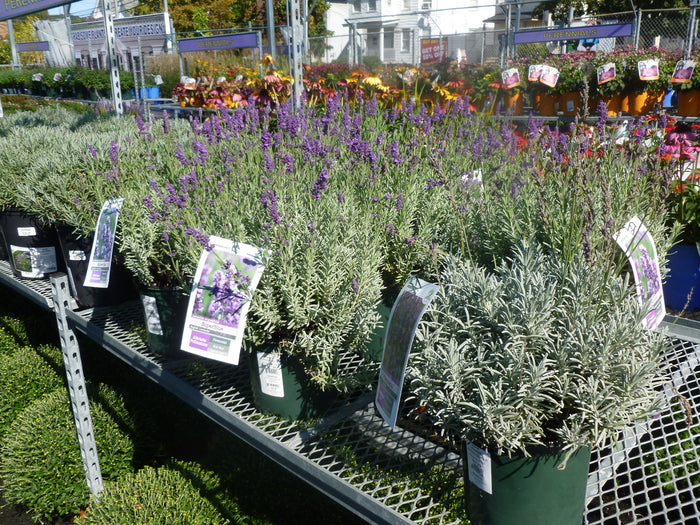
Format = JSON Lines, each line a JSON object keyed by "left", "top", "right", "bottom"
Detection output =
{"left": 48, "top": 0, "right": 97, "bottom": 18}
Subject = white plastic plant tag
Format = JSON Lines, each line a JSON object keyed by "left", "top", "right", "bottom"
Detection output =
{"left": 68, "top": 250, "right": 87, "bottom": 261}
{"left": 141, "top": 294, "right": 164, "bottom": 336}
{"left": 180, "top": 236, "right": 269, "bottom": 365}
{"left": 566, "top": 99, "right": 575, "bottom": 112}
{"left": 376, "top": 277, "right": 440, "bottom": 428}
{"left": 613, "top": 216, "right": 665, "bottom": 329}
{"left": 466, "top": 442, "right": 493, "bottom": 494}
{"left": 84, "top": 198, "right": 123, "bottom": 289}
{"left": 16, "top": 227, "right": 36, "bottom": 237}
{"left": 257, "top": 351, "right": 284, "bottom": 397}
{"left": 10, "top": 245, "right": 57, "bottom": 278}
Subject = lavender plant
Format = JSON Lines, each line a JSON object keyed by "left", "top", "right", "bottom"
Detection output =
{"left": 407, "top": 241, "right": 668, "bottom": 457}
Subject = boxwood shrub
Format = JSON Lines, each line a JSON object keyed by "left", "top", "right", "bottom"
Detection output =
{"left": 0, "top": 345, "right": 63, "bottom": 437}
{"left": 76, "top": 462, "right": 230, "bottom": 525}
{"left": 0, "top": 385, "right": 135, "bottom": 522}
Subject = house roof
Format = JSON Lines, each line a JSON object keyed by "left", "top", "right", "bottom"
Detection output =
{"left": 483, "top": 1, "right": 543, "bottom": 23}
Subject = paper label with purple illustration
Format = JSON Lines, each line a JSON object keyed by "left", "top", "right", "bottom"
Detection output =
{"left": 84, "top": 198, "right": 123, "bottom": 289}
{"left": 597, "top": 62, "right": 616, "bottom": 85}
{"left": 376, "top": 277, "right": 439, "bottom": 429}
{"left": 181, "top": 236, "right": 268, "bottom": 365}
{"left": 613, "top": 216, "right": 665, "bottom": 329}
{"left": 637, "top": 58, "right": 659, "bottom": 81}
{"left": 672, "top": 59, "right": 695, "bottom": 83}
{"left": 501, "top": 68, "right": 520, "bottom": 89}
{"left": 528, "top": 64, "right": 543, "bottom": 82}
{"left": 539, "top": 65, "right": 559, "bottom": 88}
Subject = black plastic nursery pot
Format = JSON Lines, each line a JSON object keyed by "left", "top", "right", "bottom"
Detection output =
{"left": 0, "top": 208, "right": 64, "bottom": 279}
{"left": 248, "top": 344, "right": 335, "bottom": 421}
{"left": 137, "top": 285, "right": 190, "bottom": 357}
{"left": 55, "top": 223, "right": 138, "bottom": 308}
{"left": 463, "top": 442, "right": 591, "bottom": 525}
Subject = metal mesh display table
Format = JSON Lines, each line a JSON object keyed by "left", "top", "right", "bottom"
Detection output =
{"left": 1, "top": 259, "right": 700, "bottom": 524}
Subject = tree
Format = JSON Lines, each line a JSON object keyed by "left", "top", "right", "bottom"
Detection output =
{"left": 134, "top": 0, "right": 329, "bottom": 38}
{"left": 535, "top": 0, "right": 689, "bottom": 22}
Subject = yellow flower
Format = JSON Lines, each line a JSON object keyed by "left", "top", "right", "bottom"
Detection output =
{"left": 363, "top": 76, "right": 382, "bottom": 86}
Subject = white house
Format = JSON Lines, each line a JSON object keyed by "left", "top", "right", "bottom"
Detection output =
{"left": 325, "top": 0, "right": 546, "bottom": 65}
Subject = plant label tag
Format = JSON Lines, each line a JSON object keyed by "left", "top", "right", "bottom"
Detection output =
{"left": 181, "top": 236, "right": 269, "bottom": 365}
{"left": 16, "top": 227, "right": 36, "bottom": 237}
{"left": 376, "top": 277, "right": 439, "bottom": 429}
{"left": 69, "top": 250, "right": 87, "bottom": 261}
{"left": 84, "top": 198, "right": 123, "bottom": 289}
{"left": 141, "top": 294, "right": 164, "bottom": 336}
{"left": 257, "top": 351, "right": 284, "bottom": 397}
{"left": 466, "top": 443, "right": 492, "bottom": 494}
{"left": 566, "top": 99, "right": 575, "bottom": 112}
{"left": 613, "top": 216, "right": 665, "bottom": 329}
{"left": 9, "top": 245, "right": 57, "bottom": 278}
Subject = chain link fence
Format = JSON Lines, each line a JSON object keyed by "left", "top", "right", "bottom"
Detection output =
{"left": 307, "top": 4, "right": 699, "bottom": 69}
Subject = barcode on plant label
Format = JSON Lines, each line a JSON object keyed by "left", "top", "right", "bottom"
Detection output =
{"left": 466, "top": 442, "right": 493, "bottom": 494}
{"left": 257, "top": 351, "right": 284, "bottom": 397}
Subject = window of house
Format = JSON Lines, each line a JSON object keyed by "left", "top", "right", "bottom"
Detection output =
{"left": 401, "top": 29, "right": 411, "bottom": 52}
{"left": 384, "top": 29, "right": 395, "bottom": 49}
{"left": 402, "top": 0, "right": 411, "bottom": 10}
{"left": 352, "top": 0, "right": 361, "bottom": 13}
{"left": 368, "top": 0, "right": 377, "bottom": 11}
{"left": 421, "top": 0, "right": 431, "bottom": 9}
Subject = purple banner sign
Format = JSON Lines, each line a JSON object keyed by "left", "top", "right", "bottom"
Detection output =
{"left": 17, "top": 41, "right": 49, "bottom": 52}
{"left": 1, "top": 0, "right": 70, "bottom": 21}
{"left": 178, "top": 32, "right": 258, "bottom": 53}
{"left": 514, "top": 23, "right": 633, "bottom": 45}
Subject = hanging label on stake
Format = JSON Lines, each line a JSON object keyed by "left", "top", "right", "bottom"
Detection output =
{"left": 181, "top": 236, "right": 269, "bottom": 365}
{"left": 613, "top": 216, "right": 665, "bottom": 329}
{"left": 375, "top": 277, "right": 439, "bottom": 429}
{"left": 539, "top": 65, "right": 559, "bottom": 88}
{"left": 84, "top": 198, "right": 123, "bottom": 289}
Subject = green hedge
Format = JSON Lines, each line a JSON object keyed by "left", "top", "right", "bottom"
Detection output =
{"left": 0, "top": 345, "right": 63, "bottom": 437}
{"left": 76, "top": 462, "right": 230, "bottom": 524}
{"left": 0, "top": 385, "right": 135, "bottom": 522}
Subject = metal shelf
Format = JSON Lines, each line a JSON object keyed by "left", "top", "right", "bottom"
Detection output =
{"left": 3, "top": 258, "right": 700, "bottom": 524}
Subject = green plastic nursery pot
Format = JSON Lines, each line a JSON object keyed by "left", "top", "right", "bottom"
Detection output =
{"left": 463, "top": 443, "right": 591, "bottom": 525}
{"left": 248, "top": 344, "right": 335, "bottom": 421}
{"left": 137, "top": 285, "right": 189, "bottom": 357}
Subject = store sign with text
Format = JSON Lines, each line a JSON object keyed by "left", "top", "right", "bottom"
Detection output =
{"left": 420, "top": 38, "right": 446, "bottom": 64}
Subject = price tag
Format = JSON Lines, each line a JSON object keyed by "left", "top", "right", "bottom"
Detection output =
{"left": 257, "top": 351, "right": 284, "bottom": 397}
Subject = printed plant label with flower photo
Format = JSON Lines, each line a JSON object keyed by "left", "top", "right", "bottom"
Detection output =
{"left": 181, "top": 236, "right": 268, "bottom": 365}
{"left": 528, "top": 64, "right": 543, "bottom": 82}
{"left": 638, "top": 58, "right": 660, "bottom": 81}
{"left": 501, "top": 68, "right": 520, "bottom": 89}
{"left": 10, "top": 245, "right": 57, "bottom": 278}
{"left": 613, "top": 216, "right": 666, "bottom": 329}
{"left": 672, "top": 59, "right": 695, "bottom": 83}
{"left": 597, "top": 62, "right": 617, "bottom": 85}
{"left": 257, "top": 351, "right": 284, "bottom": 397}
{"left": 376, "top": 277, "right": 439, "bottom": 429}
{"left": 84, "top": 198, "right": 123, "bottom": 289}
{"left": 539, "top": 65, "right": 559, "bottom": 88}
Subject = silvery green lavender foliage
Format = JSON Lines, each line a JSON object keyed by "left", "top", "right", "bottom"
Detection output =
{"left": 407, "top": 241, "right": 667, "bottom": 456}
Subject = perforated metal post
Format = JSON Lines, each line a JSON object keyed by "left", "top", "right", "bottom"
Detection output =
{"left": 288, "top": 0, "right": 304, "bottom": 112}
{"left": 51, "top": 274, "right": 104, "bottom": 497}
{"left": 102, "top": 0, "right": 124, "bottom": 115}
